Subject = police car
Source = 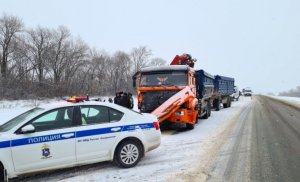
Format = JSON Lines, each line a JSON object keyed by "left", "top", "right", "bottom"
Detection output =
{"left": 0, "top": 101, "right": 161, "bottom": 180}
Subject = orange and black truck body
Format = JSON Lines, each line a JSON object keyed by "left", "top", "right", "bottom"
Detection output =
{"left": 133, "top": 65, "right": 199, "bottom": 129}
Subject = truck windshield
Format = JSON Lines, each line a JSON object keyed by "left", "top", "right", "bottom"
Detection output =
{"left": 140, "top": 72, "right": 187, "bottom": 87}
{"left": 0, "top": 107, "right": 45, "bottom": 132}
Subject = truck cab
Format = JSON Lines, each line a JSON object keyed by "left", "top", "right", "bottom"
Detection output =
{"left": 133, "top": 65, "right": 198, "bottom": 129}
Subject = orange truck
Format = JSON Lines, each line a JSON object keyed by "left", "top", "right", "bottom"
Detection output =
{"left": 133, "top": 54, "right": 199, "bottom": 129}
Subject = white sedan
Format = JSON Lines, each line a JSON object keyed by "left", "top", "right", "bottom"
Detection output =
{"left": 0, "top": 101, "right": 161, "bottom": 181}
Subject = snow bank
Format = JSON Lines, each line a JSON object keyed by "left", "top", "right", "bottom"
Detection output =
{"left": 268, "top": 96, "right": 300, "bottom": 107}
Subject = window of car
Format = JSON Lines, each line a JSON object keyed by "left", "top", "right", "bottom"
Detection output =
{"left": 0, "top": 107, "right": 45, "bottom": 133}
{"left": 80, "top": 106, "right": 124, "bottom": 125}
{"left": 30, "top": 107, "right": 74, "bottom": 132}
{"left": 109, "top": 108, "right": 124, "bottom": 122}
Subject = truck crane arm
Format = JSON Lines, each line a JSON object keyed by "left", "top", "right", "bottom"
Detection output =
{"left": 151, "top": 86, "right": 198, "bottom": 123}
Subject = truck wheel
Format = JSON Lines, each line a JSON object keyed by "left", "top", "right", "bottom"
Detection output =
{"left": 228, "top": 99, "right": 232, "bottom": 107}
{"left": 201, "top": 111, "right": 208, "bottom": 119}
{"left": 114, "top": 140, "right": 142, "bottom": 168}
{"left": 213, "top": 99, "right": 220, "bottom": 111}
{"left": 186, "top": 123, "right": 195, "bottom": 130}
{"left": 223, "top": 97, "right": 230, "bottom": 108}
{"left": 207, "top": 101, "right": 211, "bottom": 117}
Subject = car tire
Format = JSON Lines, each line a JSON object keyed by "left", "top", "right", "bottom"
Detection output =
{"left": 114, "top": 140, "right": 142, "bottom": 168}
{"left": 0, "top": 164, "right": 7, "bottom": 182}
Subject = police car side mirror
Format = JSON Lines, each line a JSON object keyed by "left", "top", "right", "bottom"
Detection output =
{"left": 21, "top": 124, "right": 35, "bottom": 134}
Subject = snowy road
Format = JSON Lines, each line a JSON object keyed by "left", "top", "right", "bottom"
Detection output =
{"left": 1, "top": 97, "right": 252, "bottom": 182}
{"left": 205, "top": 96, "right": 300, "bottom": 182}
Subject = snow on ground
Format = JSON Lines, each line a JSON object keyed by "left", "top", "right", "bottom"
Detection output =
{"left": 2, "top": 96, "right": 253, "bottom": 182}
{"left": 270, "top": 96, "right": 300, "bottom": 107}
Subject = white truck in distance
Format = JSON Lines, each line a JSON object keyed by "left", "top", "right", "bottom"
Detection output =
{"left": 243, "top": 88, "right": 253, "bottom": 96}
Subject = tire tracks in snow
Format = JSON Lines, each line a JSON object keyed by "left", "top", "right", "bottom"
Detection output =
{"left": 166, "top": 100, "right": 252, "bottom": 182}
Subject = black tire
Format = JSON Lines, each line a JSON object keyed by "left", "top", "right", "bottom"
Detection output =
{"left": 228, "top": 99, "right": 232, "bottom": 107}
{"left": 213, "top": 99, "right": 220, "bottom": 111}
{"left": 0, "top": 164, "right": 6, "bottom": 182}
{"left": 114, "top": 140, "right": 142, "bottom": 168}
{"left": 201, "top": 111, "right": 208, "bottom": 119}
{"left": 186, "top": 123, "right": 195, "bottom": 130}
{"left": 207, "top": 101, "right": 211, "bottom": 117}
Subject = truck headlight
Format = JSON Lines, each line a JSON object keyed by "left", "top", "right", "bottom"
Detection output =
{"left": 175, "top": 111, "right": 184, "bottom": 116}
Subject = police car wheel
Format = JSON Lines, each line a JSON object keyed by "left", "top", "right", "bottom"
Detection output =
{"left": 0, "top": 164, "right": 6, "bottom": 182}
{"left": 115, "top": 140, "right": 141, "bottom": 168}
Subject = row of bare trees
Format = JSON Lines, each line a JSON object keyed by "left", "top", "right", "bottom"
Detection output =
{"left": 0, "top": 14, "right": 166, "bottom": 99}
{"left": 279, "top": 86, "right": 300, "bottom": 97}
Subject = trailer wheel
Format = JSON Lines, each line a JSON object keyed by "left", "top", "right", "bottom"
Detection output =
{"left": 207, "top": 101, "right": 211, "bottom": 117}
{"left": 213, "top": 99, "right": 220, "bottom": 111}
{"left": 223, "top": 97, "right": 231, "bottom": 108}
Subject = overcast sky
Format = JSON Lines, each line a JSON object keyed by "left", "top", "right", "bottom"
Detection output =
{"left": 1, "top": 0, "right": 299, "bottom": 94}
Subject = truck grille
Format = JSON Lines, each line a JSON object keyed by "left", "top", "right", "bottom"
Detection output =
{"left": 141, "top": 90, "right": 178, "bottom": 113}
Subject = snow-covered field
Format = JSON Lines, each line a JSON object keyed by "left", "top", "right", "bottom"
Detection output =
{"left": 271, "top": 96, "right": 300, "bottom": 106}
{"left": 0, "top": 97, "right": 253, "bottom": 182}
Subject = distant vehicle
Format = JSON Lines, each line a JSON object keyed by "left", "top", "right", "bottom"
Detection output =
{"left": 231, "top": 86, "right": 240, "bottom": 101}
{"left": 243, "top": 88, "right": 253, "bottom": 96}
{"left": 0, "top": 101, "right": 161, "bottom": 180}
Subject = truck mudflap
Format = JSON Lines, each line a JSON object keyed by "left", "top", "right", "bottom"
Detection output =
{"left": 151, "top": 86, "right": 198, "bottom": 124}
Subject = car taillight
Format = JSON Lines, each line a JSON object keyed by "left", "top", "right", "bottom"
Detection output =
{"left": 153, "top": 121, "right": 160, "bottom": 130}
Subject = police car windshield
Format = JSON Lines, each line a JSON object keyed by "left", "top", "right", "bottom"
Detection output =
{"left": 140, "top": 72, "right": 187, "bottom": 87}
{"left": 0, "top": 107, "right": 45, "bottom": 132}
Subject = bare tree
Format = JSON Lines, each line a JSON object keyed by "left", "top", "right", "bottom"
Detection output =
{"left": 108, "top": 51, "right": 131, "bottom": 93}
{"left": 0, "top": 14, "right": 23, "bottom": 78}
{"left": 48, "top": 26, "right": 71, "bottom": 86}
{"left": 130, "top": 46, "right": 152, "bottom": 73}
{"left": 279, "top": 86, "right": 300, "bottom": 97}
{"left": 149, "top": 57, "right": 167, "bottom": 66}
{"left": 63, "top": 38, "right": 88, "bottom": 83}
{"left": 89, "top": 49, "right": 110, "bottom": 94}
{"left": 27, "top": 26, "right": 53, "bottom": 84}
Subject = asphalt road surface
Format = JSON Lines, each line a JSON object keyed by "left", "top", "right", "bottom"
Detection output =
{"left": 207, "top": 96, "right": 300, "bottom": 182}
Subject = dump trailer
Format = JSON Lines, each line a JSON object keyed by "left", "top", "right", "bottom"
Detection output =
{"left": 133, "top": 63, "right": 199, "bottom": 129}
{"left": 212, "top": 75, "right": 235, "bottom": 111}
{"left": 195, "top": 69, "right": 215, "bottom": 119}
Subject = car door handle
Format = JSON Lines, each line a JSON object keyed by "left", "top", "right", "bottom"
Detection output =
{"left": 61, "top": 133, "right": 75, "bottom": 138}
{"left": 111, "top": 127, "right": 121, "bottom": 132}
